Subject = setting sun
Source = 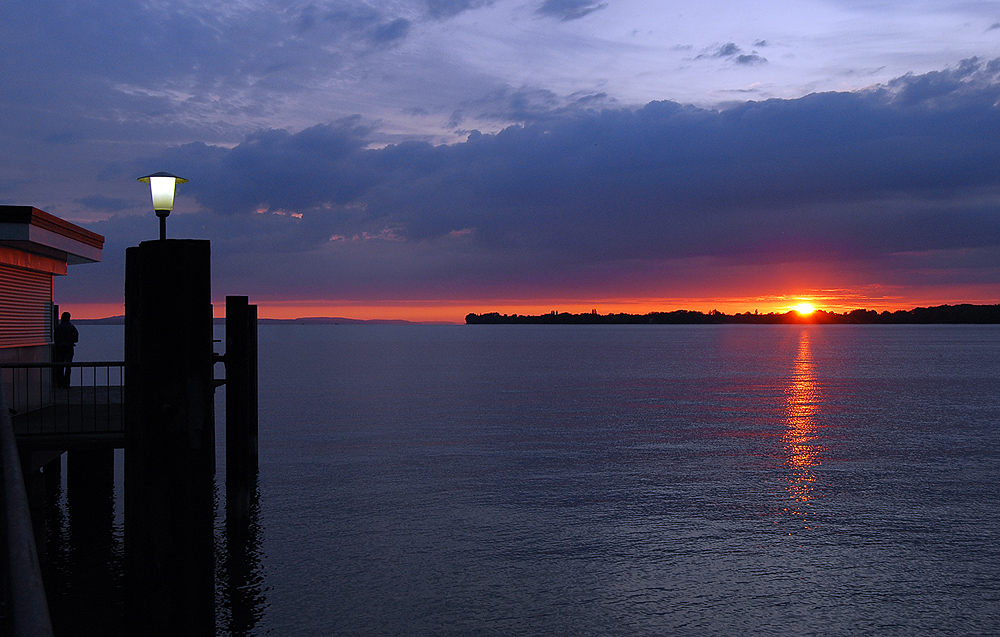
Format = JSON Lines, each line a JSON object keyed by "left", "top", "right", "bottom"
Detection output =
{"left": 795, "top": 303, "right": 816, "bottom": 315}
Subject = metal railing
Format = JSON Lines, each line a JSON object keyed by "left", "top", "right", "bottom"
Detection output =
{"left": 1, "top": 362, "right": 125, "bottom": 436}
{"left": 0, "top": 377, "right": 55, "bottom": 636}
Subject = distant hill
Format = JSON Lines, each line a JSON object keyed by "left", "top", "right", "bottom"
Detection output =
{"left": 75, "top": 316, "right": 442, "bottom": 325}
{"left": 466, "top": 304, "right": 1000, "bottom": 325}
{"left": 254, "top": 317, "right": 419, "bottom": 325}
{"left": 76, "top": 316, "right": 125, "bottom": 325}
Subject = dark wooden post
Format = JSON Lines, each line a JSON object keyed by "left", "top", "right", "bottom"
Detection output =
{"left": 19, "top": 450, "right": 47, "bottom": 561}
{"left": 124, "top": 239, "right": 215, "bottom": 636}
{"left": 224, "top": 295, "right": 261, "bottom": 632}
{"left": 67, "top": 449, "right": 114, "bottom": 542}
{"left": 66, "top": 448, "right": 116, "bottom": 631}
{"left": 42, "top": 454, "right": 61, "bottom": 493}
{"left": 225, "top": 472, "right": 264, "bottom": 635}
{"left": 225, "top": 295, "right": 258, "bottom": 485}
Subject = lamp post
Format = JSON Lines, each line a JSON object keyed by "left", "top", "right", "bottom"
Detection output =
{"left": 138, "top": 172, "right": 187, "bottom": 240}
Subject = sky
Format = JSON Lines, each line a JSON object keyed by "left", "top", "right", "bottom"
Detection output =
{"left": 3, "top": 0, "right": 1000, "bottom": 322}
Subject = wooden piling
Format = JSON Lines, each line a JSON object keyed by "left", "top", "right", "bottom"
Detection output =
{"left": 224, "top": 295, "right": 261, "bottom": 633}
{"left": 225, "top": 295, "right": 258, "bottom": 486}
{"left": 124, "top": 239, "right": 215, "bottom": 636}
{"left": 19, "top": 450, "right": 47, "bottom": 563}
{"left": 42, "top": 454, "right": 61, "bottom": 490}
{"left": 67, "top": 449, "right": 114, "bottom": 536}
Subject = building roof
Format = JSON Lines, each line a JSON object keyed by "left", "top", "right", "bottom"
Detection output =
{"left": 0, "top": 206, "right": 103, "bottom": 266}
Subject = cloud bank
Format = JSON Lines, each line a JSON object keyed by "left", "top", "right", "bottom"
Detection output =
{"left": 58, "top": 58, "right": 999, "bottom": 311}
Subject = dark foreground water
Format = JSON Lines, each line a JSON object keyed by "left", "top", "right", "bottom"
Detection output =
{"left": 48, "top": 324, "right": 1000, "bottom": 635}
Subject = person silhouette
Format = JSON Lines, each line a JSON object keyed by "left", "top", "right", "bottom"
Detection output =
{"left": 54, "top": 311, "right": 79, "bottom": 388}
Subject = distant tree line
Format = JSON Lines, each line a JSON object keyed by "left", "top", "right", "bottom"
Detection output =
{"left": 466, "top": 304, "right": 1000, "bottom": 325}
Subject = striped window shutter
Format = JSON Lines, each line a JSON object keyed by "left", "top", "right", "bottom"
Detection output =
{"left": 0, "top": 264, "right": 53, "bottom": 348}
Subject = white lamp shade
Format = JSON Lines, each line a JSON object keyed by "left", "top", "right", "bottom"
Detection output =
{"left": 138, "top": 172, "right": 188, "bottom": 212}
{"left": 148, "top": 176, "right": 177, "bottom": 211}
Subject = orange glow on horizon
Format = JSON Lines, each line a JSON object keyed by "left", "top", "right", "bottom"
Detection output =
{"left": 795, "top": 302, "right": 816, "bottom": 315}
{"left": 55, "top": 303, "right": 127, "bottom": 321}
{"left": 58, "top": 290, "right": 999, "bottom": 323}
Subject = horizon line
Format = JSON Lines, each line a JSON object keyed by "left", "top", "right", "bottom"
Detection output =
{"left": 70, "top": 301, "right": 1000, "bottom": 325}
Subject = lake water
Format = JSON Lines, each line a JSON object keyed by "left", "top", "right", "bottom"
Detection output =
{"left": 54, "top": 324, "right": 1000, "bottom": 635}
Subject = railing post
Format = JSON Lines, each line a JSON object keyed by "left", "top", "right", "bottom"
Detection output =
{"left": 3, "top": 362, "right": 125, "bottom": 436}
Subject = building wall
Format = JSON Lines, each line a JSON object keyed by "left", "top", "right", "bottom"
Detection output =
{"left": 0, "top": 263, "right": 54, "bottom": 412}
{"left": 0, "top": 263, "right": 53, "bottom": 349}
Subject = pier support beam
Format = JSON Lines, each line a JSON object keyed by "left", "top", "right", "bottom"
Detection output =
{"left": 42, "top": 454, "right": 61, "bottom": 493}
{"left": 64, "top": 448, "right": 117, "bottom": 634}
{"left": 124, "top": 239, "right": 215, "bottom": 636}
{"left": 67, "top": 449, "right": 114, "bottom": 540}
{"left": 225, "top": 295, "right": 258, "bottom": 492}
{"left": 224, "top": 295, "right": 261, "bottom": 633}
{"left": 19, "top": 450, "right": 47, "bottom": 561}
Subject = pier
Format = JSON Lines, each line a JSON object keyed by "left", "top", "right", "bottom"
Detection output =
{"left": 2, "top": 307, "right": 257, "bottom": 635}
{"left": 0, "top": 205, "right": 259, "bottom": 635}
{"left": 7, "top": 361, "right": 125, "bottom": 449}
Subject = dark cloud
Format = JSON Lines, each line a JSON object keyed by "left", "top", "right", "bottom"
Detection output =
{"left": 76, "top": 196, "right": 132, "bottom": 213}
{"left": 536, "top": 0, "right": 609, "bottom": 21}
{"left": 370, "top": 18, "right": 412, "bottom": 45}
{"left": 0, "top": 0, "right": 412, "bottom": 158}
{"left": 307, "top": 3, "right": 382, "bottom": 33}
{"left": 141, "top": 59, "right": 1000, "bottom": 277}
{"left": 449, "top": 87, "right": 616, "bottom": 128}
{"left": 715, "top": 43, "right": 742, "bottom": 57}
{"left": 153, "top": 117, "right": 374, "bottom": 218}
{"left": 425, "top": 0, "right": 494, "bottom": 20}
{"left": 736, "top": 54, "right": 767, "bottom": 65}
{"left": 885, "top": 57, "right": 996, "bottom": 107}
{"left": 700, "top": 43, "right": 766, "bottom": 65}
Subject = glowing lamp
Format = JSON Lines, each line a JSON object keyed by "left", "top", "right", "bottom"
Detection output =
{"left": 138, "top": 172, "right": 188, "bottom": 240}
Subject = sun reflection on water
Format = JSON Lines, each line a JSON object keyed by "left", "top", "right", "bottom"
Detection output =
{"left": 781, "top": 329, "right": 823, "bottom": 522}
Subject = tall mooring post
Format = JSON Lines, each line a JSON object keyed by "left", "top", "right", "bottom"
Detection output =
{"left": 224, "top": 295, "right": 260, "bottom": 634}
{"left": 124, "top": 239, "right": 215, "bottom": 636}
{"left": 226, "top": 295, "right": 258, "bottom": 489}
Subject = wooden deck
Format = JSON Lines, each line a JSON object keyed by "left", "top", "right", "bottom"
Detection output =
{"left": 12, "top": 386, "right": 124, "bottom": 451}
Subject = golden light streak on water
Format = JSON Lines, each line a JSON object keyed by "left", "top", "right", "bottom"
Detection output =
{"left": 781, "top": 329, "right": 823, "bottom": 523}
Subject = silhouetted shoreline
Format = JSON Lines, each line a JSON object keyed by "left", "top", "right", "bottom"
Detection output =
{"left": 70, "top": 304, "right": 1000, "bottom": 326}
{"left": 466, "top": 304, "right": 1000, "bottom": 325}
